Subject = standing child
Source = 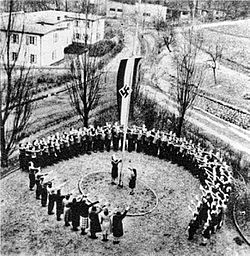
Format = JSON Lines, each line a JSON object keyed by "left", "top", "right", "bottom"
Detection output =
{"left": 100, "top": 208, "right": 112, "bottom": 241}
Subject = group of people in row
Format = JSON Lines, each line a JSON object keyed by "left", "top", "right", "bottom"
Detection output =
{"left": 186, "top": 151, "right": 233, "bottom": 245}
{"left": 22, "top": 121, "right": 233, "bottom": 245}
{"left": 28, "top": 162, "right": 130, "bottom": 244}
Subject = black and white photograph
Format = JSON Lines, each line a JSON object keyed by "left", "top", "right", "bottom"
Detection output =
{"left": 0, "top": 0, "right": 250, "bottom": 255}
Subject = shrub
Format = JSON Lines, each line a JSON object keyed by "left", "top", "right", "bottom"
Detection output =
{"left": 89, "top": 40, "right": 116, "bottom": 57}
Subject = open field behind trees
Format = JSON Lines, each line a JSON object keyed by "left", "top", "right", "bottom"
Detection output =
{"left": 196, "top": 19, "right": 250, "bottom": 109}
{"left": 200, "top": 27, "right": 250, "bottom": 73}
{"left": 147, "top": 21, "right": 250, "bottom": 113}
{"left": 1, "top": 152, "right": 250, "bottom": 256}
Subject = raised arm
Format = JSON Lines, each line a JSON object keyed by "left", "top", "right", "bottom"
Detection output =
{"left": 89, "top": 200, "right": 99, "bottom": 207}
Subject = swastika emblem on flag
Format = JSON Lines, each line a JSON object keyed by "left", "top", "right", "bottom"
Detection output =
{"left": 119, "top": 84, "right": 131, "bottom": 98}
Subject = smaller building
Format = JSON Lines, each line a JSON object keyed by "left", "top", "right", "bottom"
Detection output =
{"left": 136, "top": 3, "right": 167, "bottom": 23}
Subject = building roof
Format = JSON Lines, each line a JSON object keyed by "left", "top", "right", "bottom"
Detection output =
{"left": 0, "top": 10, "right": 103, "bottom": 36}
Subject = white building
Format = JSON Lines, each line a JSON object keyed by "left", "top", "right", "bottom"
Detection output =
{"left": 0, "top": 10, "right": 105, "bottom": 67}
{"left": 136, "top": 3, "right": 167, "bottom": 23}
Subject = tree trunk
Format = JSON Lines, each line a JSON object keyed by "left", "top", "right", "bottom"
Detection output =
{"left": 176, "top": 112, "right": 185, "bottom": 137}
{"left": 84, "top": 109, "right": 89, "bottom": 127}
{"left": 213, "top": 67, "right": 217, "bottom": 85}
{"left": 0, "top": 125, "right": 8, "bottom": 167}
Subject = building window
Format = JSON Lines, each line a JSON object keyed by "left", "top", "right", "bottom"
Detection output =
{"left": 12, "top": 34, "right": 19, "bottom": 44}
{"left": 26, "top": 35, "right": 37, "bottom": 45}
{"left": 53, "top": 33, "right": 58, "bottom": 43}
{"left": 75, "top": 20, "right": 79, "bottom": 27}
{"left": 12, "top": 52, "right": 18, "bottom": 61}
{"left": 52, "top": 50, "right": 57, "bottom": 60}
{"left": 30, "top": 54, "right": 37, "bottom": 64}
{"left": 76, "top": 33, "right": 80, "bottom": 40}
{"left": 96, "top": 32, "right": 100, "bottom": 40}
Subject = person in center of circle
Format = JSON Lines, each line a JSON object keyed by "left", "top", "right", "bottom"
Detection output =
{"left": 128, "top": 168, "right": 137, "bottom": 195}
{"left": 111, "top": 154, "right": 122, "bottom": 185}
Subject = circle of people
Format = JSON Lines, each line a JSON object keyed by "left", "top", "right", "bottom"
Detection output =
{"left": 19, "top": 121, "right": 233, "bottom": 246}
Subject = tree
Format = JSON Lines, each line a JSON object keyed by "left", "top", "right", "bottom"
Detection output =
{"left": 205, "top": 41, "right": 223, "bottom": 85}
{"left": 163, "top": 24, "right": 175, "bottom": 53}
{"left": 67, "top": 52, "right": 106, "bottom": 127}
{"left": 66, "top": 0, "right": 106, "bottom": 127}
{"left": 174, "top": 29, "right": 206, "bottom": 137}
{"left": 0, "top": 0, "right": 35, "bottom": 167}
{"left": 2, "top": 0, "right": 57, "bottom": 12}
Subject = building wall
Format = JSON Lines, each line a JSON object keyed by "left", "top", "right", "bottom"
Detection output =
{"left": 41, "top": 27, "right": 71, "bottom": 66}
{"left": 136, "top": 3, "right": 167, "bottom": 22}
{"left": 107, "top": 1, "right": 135, "bottom": 18}
{"left": 72, "top": 18, "right": 105, "bottom": 44}
{"left": 0, "top": 31, "right": 42, "bottom": 67}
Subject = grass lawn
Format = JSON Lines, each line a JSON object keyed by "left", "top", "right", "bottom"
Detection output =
{"left": 1, "top": 151, "right": 249, "bottom": 256}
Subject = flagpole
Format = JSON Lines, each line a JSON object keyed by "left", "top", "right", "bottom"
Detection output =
{"left": 118, "top": 1, "right": 140, "bottom": 187}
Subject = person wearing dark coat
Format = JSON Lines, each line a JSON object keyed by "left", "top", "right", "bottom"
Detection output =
{"left": 48, "top": 185, "right": 56, "bottom": 215}
{"left": 89, "top": 206, "right": 102, "bottom": 239}
{"left": 79, "top": 198, "right": 99, "bottom": 235}
{"left": 112, "top": 128, "right": 119, "bottom": 151}
{"left": 35, "top": 175, "right": 43, "bottom": 200}
{"left": 41, "top": 183, "right": 48, "bottom": 207}
{"left": 111, "top": 155, "right": 122, "bottom": 185}
{"left": 71, "top": 198, "right": 81, "bottom": 231}
{"left": 112, "top": 207, "right": 129, "bottom": 244}
{"left": 28, "top": 167, "right": 36, "bottom": 191}
{"left": 55, "top": 189, "right": 66, "bottom": 221}
{"left": 19, "top": 143, "right": 26, "bottom": 171}
{"left": 104, "top": 129, "right": 112, "bottom": 152}
{"left": 187, "top": 215, "right": 199, "bottom": 240}
{"left": 128, "top": 168, "right": 137, "bottom": 195}
{"left": 63, "top": 194, "right": 72, "bottom": 226}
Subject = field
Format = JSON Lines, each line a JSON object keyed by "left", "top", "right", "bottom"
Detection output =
{"left": 197, "top": 20, "right": 250, "bottom": 110}
{"left": 1, "top": 151, "right": 250, "bottom": 256}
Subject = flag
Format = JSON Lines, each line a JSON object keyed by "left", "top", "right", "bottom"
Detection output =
{"left": 116, "top": 57, "right": 142, "bottom": 125}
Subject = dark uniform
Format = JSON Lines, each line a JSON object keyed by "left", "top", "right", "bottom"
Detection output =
{"left": 55, "top": 190, "right": 66, "bottom": 221}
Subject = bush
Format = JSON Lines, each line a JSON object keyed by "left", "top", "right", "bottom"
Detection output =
{"left": 89, "top": 40, "right": 116, "bottom": 57}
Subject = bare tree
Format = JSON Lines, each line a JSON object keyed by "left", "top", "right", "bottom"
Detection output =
{"left": 67, "top": 53, "right": 105, "bottom": 127}
{"left": 163, "top": 24, "right": 175, "bottom": 53}
{"left": 66, "top": 0, "right": 105, "bottom": 127}
{"left": 205, "top": 41, "right": 223, "bottom": 85}
{"left": 174, "top": 29, "right": 206, "bottom": 137}
{"left": 0, "top": 0, "right": 35, "bottom": 167}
